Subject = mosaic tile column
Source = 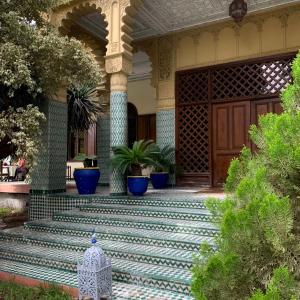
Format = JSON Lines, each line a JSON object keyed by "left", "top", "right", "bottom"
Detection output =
{"left": 31, "top": 100, "right": 68, "bottom": 193}
{"left": 156, "top": 109, "right": 176, "bottom": 185}
{"left": 97, "top": 115, "right": 110, "bottom": 186}
{"left": 110, "top": 91, "right": 128, "bottom": 194}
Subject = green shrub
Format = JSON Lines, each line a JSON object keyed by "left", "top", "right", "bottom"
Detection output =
{"left": 191, "top": 51, "right": 300, "bottom": 300}
{"left": 0, "top": 207, "right": 13, "bottom": 218}
{"left": 249, "top": 267, "right": 297, "bottom": 300}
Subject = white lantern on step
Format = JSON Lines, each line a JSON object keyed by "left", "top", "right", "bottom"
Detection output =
{"left": 77, "top": 231, "right": 112, "bottom": 300}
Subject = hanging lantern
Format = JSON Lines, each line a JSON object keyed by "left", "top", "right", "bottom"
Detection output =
{"left": 229, "top": 0, "right": 247, "bottom": 23}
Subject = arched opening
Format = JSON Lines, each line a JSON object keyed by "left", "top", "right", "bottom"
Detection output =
{"left": 128, "top": 102, "right": 138, "bottom": 148}
{"left": 60, "top": 6, "right": 109, "bottom": 162}
{"left": 128, "top": 51, "right": 156, "bottom": 144}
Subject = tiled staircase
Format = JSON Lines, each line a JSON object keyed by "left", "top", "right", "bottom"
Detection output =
{"left": 0, "top": 194, "right": 218, "bottom": 299}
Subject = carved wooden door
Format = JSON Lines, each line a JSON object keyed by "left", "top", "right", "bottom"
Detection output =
{"left": 212, "top": 101, "right": 251, "bottom": 186}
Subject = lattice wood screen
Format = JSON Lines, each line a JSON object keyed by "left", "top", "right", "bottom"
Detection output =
{"left": 177, "top": 71, "right": 210, "bottom": 174}
{"left": 177, "top": 104, "right": 209, "bottom": 173}
{"left": 176, "top": 54, "right": 294, "bottom": 178}
{"left": 211, "top": 57, "right": 293, "bottom": 101}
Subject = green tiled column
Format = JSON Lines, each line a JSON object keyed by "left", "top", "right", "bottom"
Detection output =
{"left": 110, "top": 91, "right": 128, "bottom": 195}
{"left": 97, "top": 115, "right": 110, "bottom": 186}
{"left": 31, "top": 100, "right": 68, "bottom": 193}
{"left": 156, "top": 109, "right": 176, "bottom": 185}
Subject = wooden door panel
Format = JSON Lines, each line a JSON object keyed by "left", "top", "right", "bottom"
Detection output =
{"left": 213, "top": 101, "right": 251, "bottom": 186}
{"left": 215, "top": 106, "right": 230, "bottom": 150}
{"left": 252, "top": 99, "right": 283, "bottom": 125}
{"left": 273, "top": 101, "right": 283, "bottom": 114}
{"left": 214, "top": 154, "right": 235, "bottom": 186}
{"left": 232, "top": 104, "right": 249, "bottom": 149}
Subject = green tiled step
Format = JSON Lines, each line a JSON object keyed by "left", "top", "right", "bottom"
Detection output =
{"left": 0, "top": 259, "right": 193, "bottom": 300}
{"left": 90, "top": 195, "right": 208, "bottom": 209}
{"left": 0, "top": 241, "right": 191, "bottom": 294}
{"left": 24, "top": 220, "right": 213, "bottom": 251}
{"left": 0, "top": 229, "right": 194, "bottom": 270}
{"left": 53, "top": 210, "right": 218, "bottom": 236}
{"left": 79, "top": 203, "right": 213, "bottom": 222}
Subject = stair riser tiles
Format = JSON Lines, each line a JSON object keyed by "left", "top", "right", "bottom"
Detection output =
{"left": 80, "top": 207, "right": 213, "bottom": 222}
{"left": 53, "top": 214, "right": 218, "bottom": 236}
{"left": 24, "top": 224, "right": 200, "bottom": 251}
{"left": 90, "top": 198, "right": 207, "bottom": 209}
{"left": 4, "top": 237, "right": 192, "bottom": 269}
{"left": 0, "top": 252, "right": 190, "bottom": 295}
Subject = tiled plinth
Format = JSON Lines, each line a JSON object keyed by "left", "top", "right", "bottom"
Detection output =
{"left": 0, "top": 192, "right": 220, "bottom": 299}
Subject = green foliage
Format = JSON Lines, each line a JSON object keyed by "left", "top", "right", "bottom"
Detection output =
{"left": 67, "top": 85, "right": 106, "bottom": 131}
{"left": 111, "top": 140, "right": 159, "bottom": 176}
{"left": 0, "top": 105, "right": 46, "bottom": 170}
{"left": 249, "top": 267, "right": 298, "bottom": 300}
{"left": 0, "top": 0, "right": 105, "bottom": 97}
{"left": 0, "top": 281, "right": 72, "bottom": 300}
{"left": 152, "top": 145, "right": 175, "bottom": 173}
{"left": 192, "top": 51, "right": 300, "bottom": 300}
{"left": 0, "top": 208, "right": 14, "bottom": 218}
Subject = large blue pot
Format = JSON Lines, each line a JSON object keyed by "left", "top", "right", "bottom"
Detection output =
{"left": 74, "top": 167, "right": 100, "bottom": 195}
{"left": 127, "top": 176, "right": 149, "bottom": 196}
{"left": 150, "top": 172, "right": 169, "bottom": 189}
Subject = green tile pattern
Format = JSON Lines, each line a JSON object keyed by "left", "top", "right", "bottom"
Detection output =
{"left": 53, "top": 211, "right": 218, "bottom": 236}
{"left": 110, "top": 92, "right": 128, "bottom": 195}
{"left": 156, "top": 109, "right": 176, "bottom": 185}
{"left": 79, "top": 203, "right": 213, "bottom": 222}
{"left": 0, "top": 192, "right": 220, "bottom": 299}
{"left": 31, "top": 100, "right": 67, "bottom": 192}
{"left": 29, "top": 194, "right": 90, "bottom": 220}
{"left": 97, "top": 115, "right": 110, "bottom": 185}
{"left": 0, "top": 260, "right": 193, "bottom": 299}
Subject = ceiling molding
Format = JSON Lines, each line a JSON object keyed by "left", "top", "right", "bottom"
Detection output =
{"left": 75, "top": 0, "right": 300, "bottom": 42}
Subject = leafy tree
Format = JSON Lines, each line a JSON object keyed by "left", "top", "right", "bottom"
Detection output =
{"left": 0, "top": 105, "right": 46, "bottom": 169}
{"left": 0, "top": 0, "right": 104, "bottom": 97}
{"left": 192, "top": 52, "right": 300, "bottom": 299}
{"left": 0, "top": 0, "right": 105, "bottom": 168}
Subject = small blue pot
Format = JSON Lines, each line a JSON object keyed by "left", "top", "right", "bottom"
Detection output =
{"left": 74, "top": 167, "right": 100, "bottom": 195}
{"left": 150, "top": 172, "right": 169, "bottom": 189}
{"left": 127, "top": 176, "right": 149, "bottom": 196}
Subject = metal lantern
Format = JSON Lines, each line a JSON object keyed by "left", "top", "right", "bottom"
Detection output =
{"left": 229, "top": 0, "right": 247, "bottom": 23}
{"left": 77, "top": 232, "right": 112, "bottom": 300}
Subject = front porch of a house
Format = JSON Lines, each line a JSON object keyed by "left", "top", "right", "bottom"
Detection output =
{"left": 1, "top": 0, "right": 300, "bottom": 298}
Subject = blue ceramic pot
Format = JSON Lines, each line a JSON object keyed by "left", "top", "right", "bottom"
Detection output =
{"left": 127, "top": 176, "right": 149, "bottom": 196}
{"left": 74, "top": 167, "right": 100, "bottom": 195}
{"left": 150, "top": 172, "right": 169, "bottom": 189}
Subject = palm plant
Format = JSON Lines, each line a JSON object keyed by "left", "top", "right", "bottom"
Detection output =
{"left": 152, "top": 145, "right": 176, "bottom": 174}
{"left": 111, "top": 140, "right": 159, "bottom": 176}
{"left": 67, "top": 84, "right": 106, "bottom": 131}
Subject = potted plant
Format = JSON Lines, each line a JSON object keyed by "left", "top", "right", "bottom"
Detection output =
{"left": 73, "top": 154, "right": 100, "bottom": 195}
{"left": 150, "top": 145, "right": 175, "bottom": 189}
{"left": 111, "top": 140, "right": 158, "bottom": 196}
{"left": 67, "top": 84, "right": 106, "bottom": 195}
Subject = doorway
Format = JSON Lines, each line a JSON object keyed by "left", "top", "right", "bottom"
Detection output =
{"left": 176, "top": 53, "right": 295, "bottom": 186}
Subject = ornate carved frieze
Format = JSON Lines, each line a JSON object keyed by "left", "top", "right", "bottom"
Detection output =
{"left": 105, "top": 54, "right": 133, "bottom": 75}
{"left": 158, "top": 38, "right": 172, "bottom": 81}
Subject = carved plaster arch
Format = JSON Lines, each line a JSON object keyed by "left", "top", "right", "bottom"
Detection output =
{"left": 51, "top": 1, "right": 108, "bottom": 36}
{"left": 133, "top": 40, "right": 158, "bottom": 88}
{"left": 50, "top": 1, "right": 110, "bottom": 90}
